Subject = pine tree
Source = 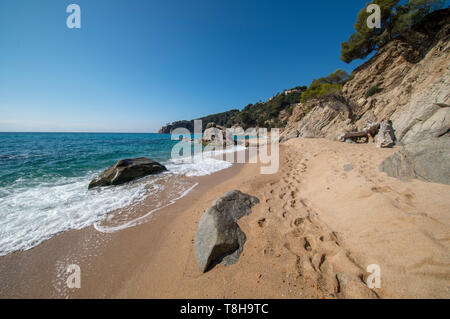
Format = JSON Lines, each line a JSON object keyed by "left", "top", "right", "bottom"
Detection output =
{"left": 340, "top": 0, "right": 446, "bottom": 63}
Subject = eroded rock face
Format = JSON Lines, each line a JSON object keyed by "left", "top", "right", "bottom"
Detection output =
{"left": 380, "top": 137, "right": 450, "bottom": 185}
{"left": 194, "top": 190, "right": 260, "bottom": 273}
{"left": 88, "top": 157, "right": 167, "bottom": 189}
{"left": 280, "top": 10, "right": 450, "bottom": 145}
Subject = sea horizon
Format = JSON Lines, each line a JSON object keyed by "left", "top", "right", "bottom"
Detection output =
{"left": 0, "top": 131, "right": 162, "bottom": 134}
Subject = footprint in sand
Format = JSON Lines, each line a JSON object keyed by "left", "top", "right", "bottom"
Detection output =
{"left": 371, "top": 186, "right": 392, "bottom": 193}
{"left": 258, "top": 218, "right": 267, "bottom": 228}
{"left": 293, "top": 217, "right": 305, "bottom": 226}
{"left": 264, "top": 161, "right": 379, "bottom": 298}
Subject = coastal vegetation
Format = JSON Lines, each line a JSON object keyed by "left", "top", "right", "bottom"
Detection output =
{"left": 236, "top": 87, "right": 306, "bottom": 128}
{"left": 159, "top": 87, "right": 306, "bottom": 132}
{"left": 300, "top": 69, "right": 349, "bottom": 102}
{"left": 160, "top": 109, "right": 240, "bottom": 133}
{"left": 159, "top": 2, "right": 447, "bottom": 134}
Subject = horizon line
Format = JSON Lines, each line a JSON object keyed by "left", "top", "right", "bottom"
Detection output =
{"left": 0, "top": 131, "right": 162, "bottom": 134}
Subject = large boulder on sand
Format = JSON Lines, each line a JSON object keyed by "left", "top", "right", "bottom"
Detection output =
{"left": 88, "top": 157, "right": 167, "bottom": 189}
{"left": 380, "top": 137, "right": 450, "bottom": 185}
{"left": 194, "top": 190, "right": 260, "bottom": 272}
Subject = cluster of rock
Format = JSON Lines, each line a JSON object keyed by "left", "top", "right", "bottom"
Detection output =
{"left": 280, "top": 10, "right": 450, "bottom": 184}
{"left": 202, "top": 122, "right": 228, "bottom": 147}
{"left": 194, "top": 190, "right": 259, "bottom": 272}
{"left": 338, "top": 119, "right": 380, "bottom": 144}
{"left": 337, "top": 119, "right": 396, "bottom": 148}
{"left": 202, "top": 122, "right": 243, "bottom": 147}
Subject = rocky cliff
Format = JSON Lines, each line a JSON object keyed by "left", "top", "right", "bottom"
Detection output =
{"left": 158, "top": 124, "right": 174, "bottom": 134}
{"left": 280, "top": 9, "right": 450, "bottom": 146}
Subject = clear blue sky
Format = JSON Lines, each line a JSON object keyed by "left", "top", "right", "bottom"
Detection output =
{"left": 1, "top": 0, "right": 370, "bottom": 133}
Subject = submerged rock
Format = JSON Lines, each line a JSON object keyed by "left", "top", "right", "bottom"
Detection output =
{"left": 194, "top": 190, "right": 260, "bottom": 273}
{"left": 88, "top": 157, "right": 167, "bottom": 189}
{"left": 380, "top": 137, "right": 450, "bottom": 185}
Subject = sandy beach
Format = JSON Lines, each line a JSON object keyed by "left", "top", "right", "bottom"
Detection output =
{"left": 2, "top": 0, "right": 449, "bottom": 304}
{"left": 1, "top": 138, "right": 449, "bottom": 299}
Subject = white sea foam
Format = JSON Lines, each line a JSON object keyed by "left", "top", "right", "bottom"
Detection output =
{"left": 93, "top": 182, "right": 198, "bottom": 233}
{"left": 0, "top": 145, "right": 245, "bottom": 255}
{"left": 0, "top": 174, "right": 149, "bottom": 256}
{"left": 165, "top": 145, "right": 246, "bottom": 176}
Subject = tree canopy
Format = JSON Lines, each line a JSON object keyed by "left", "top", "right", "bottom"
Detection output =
{"left": 340, "top": 0, "right": 447, "bottom": 63}
{"left": 161, "top": 86, "right": 307, "bottom": 131}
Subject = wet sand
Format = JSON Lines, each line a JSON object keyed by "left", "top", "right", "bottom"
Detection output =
{"left": 0, "top": 156, "right": 246, "bottom": 298}
{"left": 1, "top": 139, "right": 449, "bottom": 298}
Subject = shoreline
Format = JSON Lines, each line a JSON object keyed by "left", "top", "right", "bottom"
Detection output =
{"left": 0, "top": 152, "right": 247, "bottom": 298}
{"left": 1, "top": 139, "right": 449, "bottom": 298}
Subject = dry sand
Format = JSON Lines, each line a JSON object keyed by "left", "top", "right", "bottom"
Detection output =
{"left": 0, "top": 138, "right": 449, "bottom": 298}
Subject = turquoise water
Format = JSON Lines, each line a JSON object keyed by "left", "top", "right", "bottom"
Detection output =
{"left": 0, "top": 132, "right": 239, "bottom": 255}
{"left": 0, "top": 133, "right": 177, "bottom": 190}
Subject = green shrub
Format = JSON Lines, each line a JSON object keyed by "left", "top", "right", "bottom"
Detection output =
{"left": 301, "top": 83, "right": 343, "bottom": 102}
{"left": 366, "top": 85, "right": 382, "bottom": 97}
{"left": 300, "top": 69, "right": 348, "bottom": 102}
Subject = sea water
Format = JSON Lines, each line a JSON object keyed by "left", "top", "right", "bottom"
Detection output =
{"left": 0, "top": 132, "right": 243, "bottom": 256}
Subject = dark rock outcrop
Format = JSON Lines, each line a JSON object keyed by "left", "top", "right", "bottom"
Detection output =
{"left": 380, "top": 137, "right": 450, "bottom": 185}
{"left": 194, "top": 190, "right": 259, "bottom": 272}
{"left": 158, "top": 125, "right": 173, "bottom": 134}
{"left": 88, "top": 157, "right": 167, "bottom": 189}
